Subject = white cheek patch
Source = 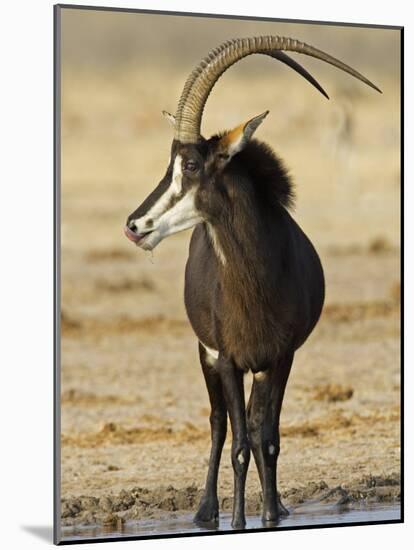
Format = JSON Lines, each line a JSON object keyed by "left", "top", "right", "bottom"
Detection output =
{"left": 129, "top": 154, "right": 206, "bottom": 248}
{"left": 158, "top": 188, "right": 202, "bottom": 236}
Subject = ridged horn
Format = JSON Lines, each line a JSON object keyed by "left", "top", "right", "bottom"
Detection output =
{"left": 174, "top": 36, "right": 381, "bottom": 143}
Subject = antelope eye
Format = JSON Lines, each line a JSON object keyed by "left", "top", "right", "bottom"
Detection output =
{"left": 184, "top": 160, "right": 198, "bottom": 172}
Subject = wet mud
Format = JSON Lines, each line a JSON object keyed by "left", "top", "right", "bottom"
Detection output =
{"left": 62, "top": 503, "right": 401, "bottom": 541}
{"left": 61, "top": 474, "right": 400, "bottom": 527}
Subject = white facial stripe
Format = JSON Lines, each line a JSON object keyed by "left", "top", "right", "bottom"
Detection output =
{"left": 131, "top": 154, "right": 183, "bottom": 229}
{"left": 206, "top": 224, "right": 226, "bottom": 265}
{"left": 171, "top": 154, "right": 183, "bottom": 193}
{"left": 137, "top": 184, "right": 174, "bottom": 225}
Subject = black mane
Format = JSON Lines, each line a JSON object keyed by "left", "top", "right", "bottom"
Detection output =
{"left": 209, "top": 134, "right": 295, "bottom": 210}
{"left": 237, "top": 139, "right": 295, "bottom": 210}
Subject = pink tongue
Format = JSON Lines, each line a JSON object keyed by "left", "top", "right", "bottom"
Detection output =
{"left": 124, "top": 226, "right": 141, "bottom": 243}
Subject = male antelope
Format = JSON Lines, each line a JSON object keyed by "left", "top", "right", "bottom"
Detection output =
{"left": 124, "top": 36, "right": 380, "bottom": 529}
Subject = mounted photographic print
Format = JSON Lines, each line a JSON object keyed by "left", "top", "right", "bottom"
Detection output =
{"left": 54, "top": 4, "right": 403, "bottom": 544}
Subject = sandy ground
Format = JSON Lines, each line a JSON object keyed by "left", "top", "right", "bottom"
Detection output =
{"left": 59, "top": 65, "right": 401, "bottom": 527}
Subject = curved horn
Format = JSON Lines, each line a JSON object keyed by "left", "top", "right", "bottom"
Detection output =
{"left": 266, "top": 51, "right": 329, "bottom": 100}
{"left": 174, "top": 36, "right": 381, "bottom": 143}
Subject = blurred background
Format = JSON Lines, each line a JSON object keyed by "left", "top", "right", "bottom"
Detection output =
{"left": 60, "top": 7, "right": 401, "bottom": 529}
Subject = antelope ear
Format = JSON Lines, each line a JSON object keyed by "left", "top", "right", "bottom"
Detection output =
{"left": 162, "top": 110, "right": 176, "bottom": 128}
{"left": 218, "top": 111, "right": 269, "bottom": 160}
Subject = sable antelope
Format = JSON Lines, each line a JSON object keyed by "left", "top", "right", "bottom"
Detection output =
{"left": 124, "top": 36, "right": 380, "bottom": 529}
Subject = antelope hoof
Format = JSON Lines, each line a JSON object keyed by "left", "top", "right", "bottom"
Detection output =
{"left": 231, "top": 516, "right": 246, "bottom": 530}
{"left": 278, "top": 496, "right": 290, "bottom": 516}
{"left": 261, "top": 507, "right": 280, "bottom": 526}
{"left": 194, "top": 497, "right": 219, "bottom": 525}
{"left": 262, "top": 497, "right": 289, "bottom": 525}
